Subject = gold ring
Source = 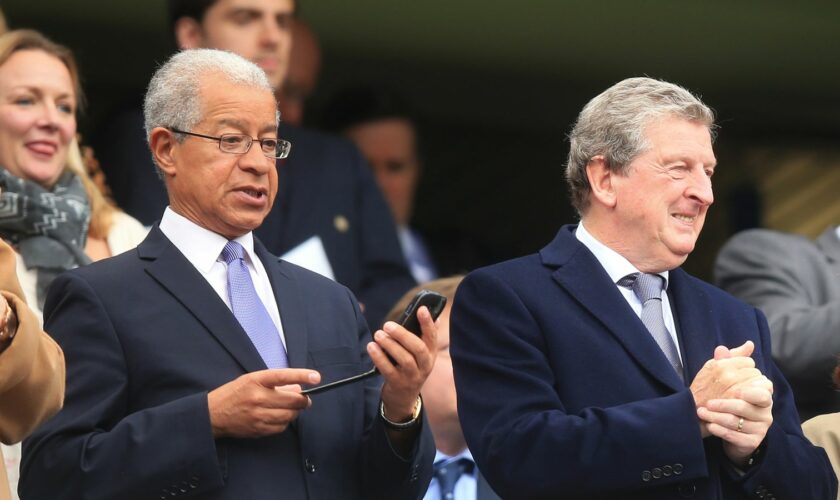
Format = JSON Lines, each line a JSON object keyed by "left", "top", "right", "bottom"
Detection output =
{"left": 737, "top": 417, "right": 744, "bottom": 432}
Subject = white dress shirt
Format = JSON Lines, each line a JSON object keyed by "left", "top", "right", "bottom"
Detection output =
{"left": 423, "top": 448, "right": 477, "bottom": 500}
{"left": 159, "top": 207, "right": 286, "bottom": 349}
{"left": 575, "top": 222, "right": 681, "bottom": 358}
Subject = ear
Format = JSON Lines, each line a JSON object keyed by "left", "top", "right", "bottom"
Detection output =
{"left": 149, "top": 128, "right": 179, "bottom": 178}
{"left": 174, "top": 17, "right": 204, "bottom": 50}
{"left": 586, "top": 155, "right": 618, "bottom": 209}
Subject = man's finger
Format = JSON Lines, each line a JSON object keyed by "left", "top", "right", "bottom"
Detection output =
{"left": 368, "top": 341, "right": 398, "bottom": 377}
{"left": 727, "top": 340, "right": 754, "bottom": 358}
{"left": 382, "top": 319, "right": 427, "bottom": 355}
{"left": 252, "top": 368, "right": 321, "bottom": 388}
{"left": 713, "top": 345, "right": 731, "bottom": 360}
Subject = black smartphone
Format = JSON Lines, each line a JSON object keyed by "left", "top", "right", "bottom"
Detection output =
{"left": 395, "top": 290, "right": 447, "bottom": 337}
{"left": 301, "top": 290, "right": 447, "bottom": 395}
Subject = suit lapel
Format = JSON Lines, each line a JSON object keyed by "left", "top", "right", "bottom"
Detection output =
{"left": 255, "top": 240, "right": 309, "bottom": 369}
{"left": 667, "top": 268, "right": 718, "bottom": 381}
{"left": 477, "top": 470, "right": 501, "bottom": 500}
{"left": 542, "top": 226, "right": 684, "bottom": 392}
{"left": 139, "top": 227, "right": 267, "bottom": 373}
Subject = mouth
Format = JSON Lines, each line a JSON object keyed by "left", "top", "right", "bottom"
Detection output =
{"left": 671, "top": 213, "right": 697, "bottom": 225}
{"left": 255, "top": 57, "right": 278, "bottom": 72}
{"left": 235, "top": 186, "right": 269, "bottom": 203}
{"left": 25, "top": 140, "right": 58, "bottom": 157}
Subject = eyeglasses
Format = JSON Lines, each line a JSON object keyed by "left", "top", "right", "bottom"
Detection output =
{"left": 169, "top": 128, "right": 291, "bottom": 159}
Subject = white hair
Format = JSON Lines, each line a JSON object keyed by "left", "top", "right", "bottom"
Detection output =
{"left": 143, "top": 49, "right": 277, "bottom": 167}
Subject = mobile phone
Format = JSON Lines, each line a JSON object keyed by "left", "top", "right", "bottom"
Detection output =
{"left": 394, "top": 290, "right": 447, "bottom": 337}
{"left": 301, "top": 290, "right": 447, "bottom": 395}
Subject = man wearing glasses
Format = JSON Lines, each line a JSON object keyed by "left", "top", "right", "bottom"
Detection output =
{"left": 96, "top": 0, "right": 416, "bottom": 329}
{"left": 20, "top": 49, "right": 436, "bottom": 500}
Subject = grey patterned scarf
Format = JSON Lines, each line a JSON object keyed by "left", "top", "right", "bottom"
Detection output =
{"left": 0, "top": 169, "right": 92, "bottom": 308}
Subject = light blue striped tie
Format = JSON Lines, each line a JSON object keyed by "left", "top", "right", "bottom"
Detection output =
{"left": 618, "top": 272, "right": 683, "bottom": 380}
{"left": 221, "top": 241, "right": 288, "bottom": 369}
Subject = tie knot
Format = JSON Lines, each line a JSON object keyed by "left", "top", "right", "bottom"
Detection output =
{"left": 434, "top": 457, "right": 475, "bottom": 477}
{"left": 434, "top": 457, "right": 475, "bottom": 498}
{"left": 221, "top": 240, "right": 245, "bottom": 264}
{"left": 619, "top": 272, "right": 664, "bottom": 303}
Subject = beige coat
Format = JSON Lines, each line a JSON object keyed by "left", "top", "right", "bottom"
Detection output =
{"left": 0, "top": 239, "right": 65, "bottom": 500}
{"left": 803, "top": 413, "right": 840, "bottom": 500}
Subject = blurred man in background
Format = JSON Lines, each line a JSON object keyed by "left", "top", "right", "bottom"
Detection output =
{"left": 716, "top": 226, "right": 840, "bottom": 420}
{"left": 277, "top": 17, "right": 321, "bottom": 127}
{"left": 325, "top": 86, "right": 439, "bottom": 283}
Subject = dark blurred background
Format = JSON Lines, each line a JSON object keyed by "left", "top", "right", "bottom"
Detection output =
{"left": 4, "top": 0, "right": 840, "bottom": 279}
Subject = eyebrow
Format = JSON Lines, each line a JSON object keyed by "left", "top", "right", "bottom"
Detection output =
{"left": 6, "top": 85, "right": 75, "bottom": 101}
{"left": 225, "top": 7, "right": 262, "bottom": 18}
{"left": 217, "top": 118, "right": 277, "bottom": 136}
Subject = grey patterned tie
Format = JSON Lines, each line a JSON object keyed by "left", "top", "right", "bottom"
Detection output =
{"left": 618, "top": 273, "right": 683, "bottom": 380}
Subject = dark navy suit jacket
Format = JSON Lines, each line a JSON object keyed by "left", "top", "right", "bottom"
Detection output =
{"left": 96, "top": 111, "right": 415, "bottom": 328}
{"left": 20, "top": 227, "right": 433, "bottom": 500}
{"left": 450, "top": 225, "right": 836, "bottom": 500}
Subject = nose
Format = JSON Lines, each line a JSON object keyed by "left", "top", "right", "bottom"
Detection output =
{"left": 687, "top": 169, "right": 714, "bottom": 206}
{"left": 35, "top": 102, "right": 61, "bottom": 131}
{"left": 259, "top": 18, "right": 283, "bottom": 47}
{"left": 238, "top": 140, "right": 274, "bottom": 175}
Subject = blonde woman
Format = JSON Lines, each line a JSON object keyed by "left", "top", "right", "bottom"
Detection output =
{"left": 0, "top": 29, "right": 146, "bottom": 498}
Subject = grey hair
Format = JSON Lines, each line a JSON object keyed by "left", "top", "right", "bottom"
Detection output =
{"left": 564, "top": 77, "right": 716, "bottom": 215}
{"left": 143, "top": 49, "right": 277, "bottom": 167}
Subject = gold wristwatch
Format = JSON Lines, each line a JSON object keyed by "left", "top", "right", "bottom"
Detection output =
{"left": 380, "top": 396, "right": 422, "bottom": 430}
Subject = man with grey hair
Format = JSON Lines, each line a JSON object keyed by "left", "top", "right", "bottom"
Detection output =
{"left": 450, "top": 77, "right": 835, "bottom": 499}
{"left": 95, "top": 0, "right": 416, "bottom": 331}
{"left": 20, "top": 49, "right": 435, "bottom": 500}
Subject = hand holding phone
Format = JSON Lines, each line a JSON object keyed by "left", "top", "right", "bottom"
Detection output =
{"left": 301, "top": 290, "right": 446, "bottom": 395}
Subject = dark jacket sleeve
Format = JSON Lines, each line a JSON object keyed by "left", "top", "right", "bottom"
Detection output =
{"left": 20, "top": 272, "right": 224, "bottom": 500}
{"left": 732, "top": 308, "right": 838, "bottom": 500}
{"left": 353, "top": 288, "right": 435, "bottom": 500}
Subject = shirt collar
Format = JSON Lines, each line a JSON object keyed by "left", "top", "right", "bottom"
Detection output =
{"left": 434, "top": 448, "right": 475, "bottom": 466}
{"left": 159, "top": 206, "right": 256, "bottom": 273}
{"left": 576, "top": 221, "right": 669, "bottom": 288}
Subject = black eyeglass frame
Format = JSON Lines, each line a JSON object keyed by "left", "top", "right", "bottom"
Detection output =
{"left": 168, "top": 127, "right": 291, "bottom": 159}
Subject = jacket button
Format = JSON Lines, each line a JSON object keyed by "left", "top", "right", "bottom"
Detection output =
{"left": 678, "top": 482, "right": 696, "bottom": 497}
{"left": 304, "top": 458, "right": 317, "bottom": 473}
{"left": 652, "top": 467, "right": 662, "bottom": 479}
{"left": 642, "top": 470, "right": 652, "bottom": 482}
{"left": 662, "top": 465, "right": 673, "bottom": 477}
{"left": 673, "top": 463, "right": 684, "bottom": 475}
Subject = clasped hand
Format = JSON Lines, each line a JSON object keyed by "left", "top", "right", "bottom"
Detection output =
{"left": 691, "top": 341, "right": 773, "bottom": 466}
